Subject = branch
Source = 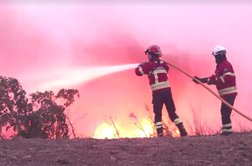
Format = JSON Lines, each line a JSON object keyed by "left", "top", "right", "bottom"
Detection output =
{"left": 104, "top": 116, "right": 120, "bottom": 138}
{"left": 65, "top": 115, "right": 76, "bottom": 138}
{"left": 64, "top": 108, "right": 87, "bottom": 138}
{"left": 129, "top": 112, "right": 148, "bottom": 137}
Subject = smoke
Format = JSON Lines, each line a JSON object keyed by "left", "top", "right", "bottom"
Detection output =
{"left": 1, "top": 2, "right": 252, "bottom": 137}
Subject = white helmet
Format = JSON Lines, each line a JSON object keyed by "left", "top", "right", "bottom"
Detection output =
{"left": 212, "top": 45, "right": 227, "bottom": 56}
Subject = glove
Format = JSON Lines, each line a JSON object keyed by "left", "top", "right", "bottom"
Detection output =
{"left": 193, "top": 76, "right": 200, "bottom": 84}
{"left": 193, "top": 76, "right": 208, "bottom": 84}
{"left": 207, "top": 80, "right": 217, "bottom": 85}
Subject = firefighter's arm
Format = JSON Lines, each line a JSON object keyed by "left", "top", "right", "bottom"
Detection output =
{"left": 206, "top": 66, "right": 233, "bottom": 85}
{"left": 206, "top": 75, "right": 219, "bottom": 85}
{"left": 217, "top": 66, "right": 235, "bottom": 84}
{"left": 193, "top": 76, "right": 209, "bottom": 84}
{"left": 135, "top": 62, "right": 151, "bottom": 76}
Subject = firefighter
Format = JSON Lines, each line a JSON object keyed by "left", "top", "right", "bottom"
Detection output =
{"left": 193, "top": 45, "right": 237, "bottom": 136}
{"left": 135, "top": 45, "right": 187, "bottom": 137}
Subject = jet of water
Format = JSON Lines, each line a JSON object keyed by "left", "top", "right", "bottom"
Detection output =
{"left": 34, "top": 63, "right": 139, "bottom": 92}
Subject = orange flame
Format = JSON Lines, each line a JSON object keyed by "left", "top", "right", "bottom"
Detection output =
{"left": 135, "top": 118, "right": 155, "bottom": 138}
{"left": 93, "top": 123, "right": 115, "bottom": 139}
{"left": 93, "top": 118, "right": 181, "bottom": 139}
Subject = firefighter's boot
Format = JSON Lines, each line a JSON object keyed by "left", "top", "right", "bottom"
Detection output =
{"left": 221, "top": 123, "right": 233, "bottom": 136}
{"left": 157, "top": 128, "right": 163, "bottom": 137}
{"left": 176, "top": 123, "right": 187, "bottom": 137}
{"left": 221, "top": 131, "right": 233, "bottom": 136}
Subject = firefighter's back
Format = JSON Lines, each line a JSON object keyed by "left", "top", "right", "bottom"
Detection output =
{"left": 148, "top": 60, "right": 170, "bottom": 92}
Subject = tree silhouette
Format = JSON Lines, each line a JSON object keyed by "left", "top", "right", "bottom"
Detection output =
{"left": 0, "top": 75, "right": 79, "bottom": 139}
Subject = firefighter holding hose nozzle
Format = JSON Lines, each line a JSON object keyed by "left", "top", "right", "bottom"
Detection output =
{"left": 193, "top": 45, "right": 237, "bottom": 136}
{"left": 135, "top": 45, "right": 187, "bottom": 137}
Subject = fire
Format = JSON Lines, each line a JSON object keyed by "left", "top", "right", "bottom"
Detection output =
{"left": 172, "top": 129, "right": 180, "bottom": 137}
{"left": 93, "top": 118, "right": 181, "bottom": 139}
{"left": 93, "top": 123, "right": 115, "bottom": 139}
{"left": 135, "top": 118, "right": 155, "bottom": 138}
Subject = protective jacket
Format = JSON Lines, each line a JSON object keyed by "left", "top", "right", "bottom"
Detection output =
{"left": 135, "top": 60, "right": 170, "bottom": 92}
{"left": 207, "top": 59, "right": 237, "bottom": 98}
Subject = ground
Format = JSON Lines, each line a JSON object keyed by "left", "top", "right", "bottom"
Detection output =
{"left": 0, "top": 132, "right": 252, "bottom": 166}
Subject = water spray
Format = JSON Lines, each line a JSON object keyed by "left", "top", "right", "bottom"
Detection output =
{"left": 36, "top": 63, "right": 139, "bottom": 92}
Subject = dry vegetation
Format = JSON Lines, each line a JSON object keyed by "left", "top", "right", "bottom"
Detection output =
{"left": 0, "top": 132, "right": 252, "bottom": 166}
{"left": 1, "top": 105, "right": 252, "bottom": 166}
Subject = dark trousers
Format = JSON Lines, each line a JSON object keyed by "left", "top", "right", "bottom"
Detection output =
{"left": 152, "top": 88, "right": 179, "bottom": 134}
{"left": 221, "top": 95, "right": 236, "bottom": 132}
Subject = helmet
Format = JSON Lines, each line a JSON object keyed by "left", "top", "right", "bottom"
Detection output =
{"left": 145, "top": 45, "right": 162, "bottom": 57}
{"left": 212, "top": 45, "right": 227, "bottom": 56}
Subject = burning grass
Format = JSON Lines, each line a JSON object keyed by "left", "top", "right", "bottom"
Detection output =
{"left": 92, "top": 104, "right": 252, "bottom": 139}
{"left": 1, "top": 102, "right": 250, "bottom": 140}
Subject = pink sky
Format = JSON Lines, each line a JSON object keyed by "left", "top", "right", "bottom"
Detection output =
{"left": 1, "top": 2, "right": 252, "bottom": 137}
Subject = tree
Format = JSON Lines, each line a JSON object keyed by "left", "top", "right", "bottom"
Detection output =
{"left": 0, "top": 75, "right": 80, "bottom": 139}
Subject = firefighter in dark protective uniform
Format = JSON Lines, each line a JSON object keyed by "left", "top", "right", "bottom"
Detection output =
{"left": 193, "top": 45, "right": 237, "bottom": 136}
{"left": 135, "top": 45, "right": 187, "bottom": 137}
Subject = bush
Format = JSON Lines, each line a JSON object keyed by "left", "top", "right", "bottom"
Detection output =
{"left": 0, "top": 75, "right": 79, "bottom": 139}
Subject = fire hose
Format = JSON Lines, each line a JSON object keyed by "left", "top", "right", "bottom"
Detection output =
{"left": 163, "top": 60, "right": 252, "bottom": 122}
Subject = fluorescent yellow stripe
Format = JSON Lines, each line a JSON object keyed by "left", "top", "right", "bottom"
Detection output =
{"left": 152, "top": 69, "right": 167, "bottom": 74}
{"left": 223, "top": 123, "right": 232, "bottom": 128}
{"left": 154, "top": 72, "right": 159, "bottom": 84}
{"left": 222, "top": 128, "right": 232, "bottom": 132}
{"left": 138, "top": 66, "right": 145, "bottom": 75}
{"left": 150, "top": 69, "right": 168, "bottom": 84}
{"left": 174, "top": 118, "right": 182, "bottom": 125}
{"left": 155, "top": 121, "right": 163, "bottom": 129}
{"left": 218, "top": 86, "right": 237, "bottom": 95}
{"left": 151, "top": 81, "right": 170, "bottom": 91}
{"left": 218, "top": 72, "right": 235, "bottom": 83}
{"left": 222, "top": 72, "right": 235, "bottom": 77}
{"left": 218, "top": 76, "right": 225, "bottom": 83}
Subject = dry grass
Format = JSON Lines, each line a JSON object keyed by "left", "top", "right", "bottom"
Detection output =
{"left": 104, "top": 116, "right": 120, "bottom": 138}
{"left": 185, "top": 106, "right": 221, "bottom": 136}
{"left": 0, "top": 132, "right": 252, "bottom": 166}
{"left": 129, "top": 105, "right": 180, "bottom": 138}
{"left": 0, "top": 105, "right": 252, "bottom": 165}
{"left": 140, "top": 104, "right": 251, "bottom": 137}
